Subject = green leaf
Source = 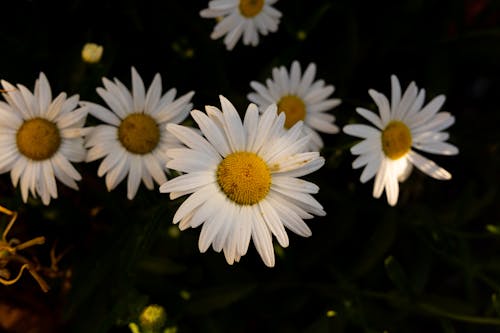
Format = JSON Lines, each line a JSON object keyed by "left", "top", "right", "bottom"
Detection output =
{"left": 185, "top": 284, "right": 257, "bottom": 315}
{"left": 384, "top": 256, "right": 414, "bottom": 297}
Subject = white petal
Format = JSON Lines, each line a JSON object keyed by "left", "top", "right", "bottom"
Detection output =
{"left": 105, "top": 155, "right": 129, "bottom": 191}
{"left": 344, "top": 124, "right": 380, "bottom": 139}
{"left": 250, "top": 104, "right": 279, "bottom": 152}
{"left": 220, "top": 95, "right": 246, "bottom": 151}
{"left": 212, "top": 202, "right": 235, "bottom": 252}
{"left": 384, "top": 162, "right": 400, "bottom": 206}
{"left": 266, "top": 193, "right": 312, "bottom": 237}
{"left": 355, "top": 107, "right": 383, "bottom": 129}
{"left": 270, "top": 187, "right": 325, "bottom": 216}
{"left": 131, "top": 67, "right": 146, "bottom": 112}
{"left": 42, "top": 160, "right": 57, "bottom": 199}
{"left": 297, "top": 63, "right": 316, "bottom": 96}
{"left": 360, "top": 153, "right": 382, "bottom": 183}
{"left": 390, "top": 75, "right": 401, "bottom": 116}
{"left": 414, "top": 141, "right": 459, "bottom": 156}
{"left": 184, "top": 188, "right": 225, "bottom": 229}
{"left": 173, "top": 184, "right": 218, "bottom": 224}
{"left": 259, "top": 199, "right": 289, "bottom": 247}
{"left": 368, "top": 89, "right": 391, "bottom": 125}
{"left": 396, "top": 81, "right": 417, "bottom": 120}
{"left": 243, "top": 103, "right": 259, "bottom": 149}
{"left": 237, "top": 206, "right": 253, "bottom": 255}
{"left": 198, "top": 211, "right": 226, "bottom": 253}
{"left": 223, "top": 20, "right": 244, "bottom": 50}
{"left": 52, "top": 155, "right": 78, "bottom": 190}
{"left": 166, "top": 124, "right": 220, "bottom": 157}
{"left": 127, "top": 155, "right": 142, "bottom": 199}
{"left": 145, "top": 73, "right": 162, "bottom": 113}
{"left": 412, "top": 113, "right": 455, "bottom": 134}
{"left": 143, "top": 154, "right": 167, "bottom": 185}
{"left": 274, "top": 155, "right": 325, "bottom": 178}
{"left": 288, "top": 61, "right": 301, "bottom": 93}
{"left": 82, "top": 101, "right": 121, "bottom": 126}
{"left": 191, "top": 110, "right": 231, "bottom": 157}
{"left": 408, "top": 95, "right": 446, "bottom": 128}
{"left": 251, "top": 206, "right": 275, "bottom": 267}
{"left": 373, "top": 158, "right": 389, "bottom": 199}
{"left": 350, "top": 137, "right": 380, "bottom": 155}
{"left": 159, "top": 171, "right": 215, "bottom": 193}
{"left": 407, "top": 150, "right": 452, "bottom": 180}
{"left": 101, "top": 78, "right": 131, "bottom": 119}
{"left": 272, "top": 176, "right": 319, "bottom": 193}
{"left": 97, "top": 148, "right": 126, "bottom": 176}
{"left": 306, "top": 113, "right": 339, "bottom": 134}
{"left": 37, "top": 73, "right": 52, "bottom": 115}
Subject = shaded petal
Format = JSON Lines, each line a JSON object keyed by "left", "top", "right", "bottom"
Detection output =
{"left": 407, "top": 150, "right": 452, "bottom": 180}
{"left": 251, "top": 205, "right": 275, "bottom": 267}
{"left": 220, "top": 95, "right": 246, "bottom": 151}
{"left": 131, "top": 67, "right": 146, "bottom": 112}
{"left": 159, "top": 171, "right": 215, "bottom": 194}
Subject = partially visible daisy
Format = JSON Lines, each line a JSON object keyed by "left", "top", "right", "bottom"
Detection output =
{"left": 160, "top": 95, "right": 325, "bottom": 267}
{"left": 83, "top": 67, "right": 195, "bottom": 199}
{"left": 343, "top": 75, "right": 459, "bottom": 206}
{"left": 0, "top": 73, "right": 88, "bottom": 205}
{"left": 200, "top": 0, "right": 282, "bottom": 51}
{"left": 247, "top": 60, "right": 341, "bottom": 151}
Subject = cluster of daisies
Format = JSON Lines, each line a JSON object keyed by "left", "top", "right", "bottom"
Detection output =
{"left": 0, "top": 0, "right": 458, "bottom": 267}
{"left": 0, "top": 62, "right": 457, "bottom": 266}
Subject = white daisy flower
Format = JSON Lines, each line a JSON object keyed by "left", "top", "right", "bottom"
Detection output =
{"left": 159, "top": 95, "right": 326, "bottom": 267}
{"left": 0, "top": 73, "right": 88, "bottom": 205}
{"left": 200, "top": 0, "right": 282, "bottom": 51}
{"left": 83, "top": 67, "right": 195, "bottom": 200}
{"left": 247, "top": 60, "right": 341, "bottom": 151}
{"left": 343, "top": 75, "right": 459, "bottom": 206}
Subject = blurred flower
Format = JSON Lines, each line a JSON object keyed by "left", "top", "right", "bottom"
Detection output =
{"left": 200, "top": 0, "right": 282, "bottom": 51}
{"left": 139, "top": 304, "right": 167, "bottom": 332}
{"left": 83, "top": 67, "right": 194, "bottom": 199}
{"left": 0, "top": 73, "right": 88, "bottom": 205}
{"left": 160, "top": 95, "right": 325, "bottom": 267}
{"left": 248, "top": 60, "right": 341, "bottom": 151}
{"left": 343, "top": 75, "right": 458, "bottom": 206}
{"left": 81, "top": 43, "right": 103, "bottom": 64}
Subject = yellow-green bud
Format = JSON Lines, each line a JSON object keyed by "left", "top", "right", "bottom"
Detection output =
{"left": 81, "top": 43, "right": 103, "bottom": 64}
{"left": 139, "top": 304, "right": 167, "bottom": 331}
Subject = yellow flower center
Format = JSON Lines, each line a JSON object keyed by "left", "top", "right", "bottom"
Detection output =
{"left": 118, "top": 113, "right": 160, "bottom": 154}
{"left": 16, "top": 118, "right": 61, "bottom": 160}
{"left": 381, "top": 121, "right": 412, "bottom": 160}
{"left": 217, "top": 152, "right": 271, "bottom": 205}
{"left": 277, "top": 95, "right": 306, "bottom": 129}
{"left": 239, "top": 0, "right": 264, "bottom": 18}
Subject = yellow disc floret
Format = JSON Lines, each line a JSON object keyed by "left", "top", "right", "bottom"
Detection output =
{"left": 217, "top": 152, "right": 271, "bottom": 205}
{"left": 118, "top": 113, "right": 160, "bottom": 154}
{"left": 381, "top": 121, "right": 412, "bottom": 160}
{"left": 277, "top": 95, "right": 306, "bottom": 129}
{"left": 16, "top": 118, "right": 61, "bottom": 160}
{"left": 239, "top": 0, "right": 264, "bottom": 18}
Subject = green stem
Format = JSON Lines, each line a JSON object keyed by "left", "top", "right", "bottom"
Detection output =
{"left": 361, "top": 290, "right": 500, "bottom": 326}
{"left": 418, "top": 303, "right": 500, "bottom": 326}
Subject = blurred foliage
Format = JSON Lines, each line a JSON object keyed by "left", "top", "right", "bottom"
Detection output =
{"left": 0, "top": 0, "right": 499, "bottom": 332}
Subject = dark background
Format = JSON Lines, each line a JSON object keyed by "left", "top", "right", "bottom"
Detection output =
{"left": 0, "top": 1, "right": 499, "bottom": 332}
